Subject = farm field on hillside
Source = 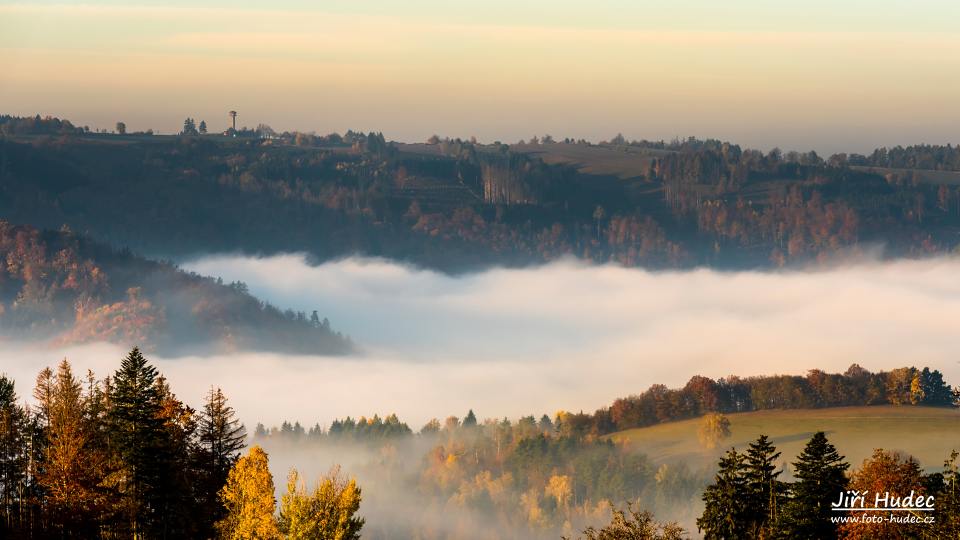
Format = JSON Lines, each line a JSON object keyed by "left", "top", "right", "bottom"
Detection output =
{"left": 609, "top": 406, "right": 960, "bottom": 474}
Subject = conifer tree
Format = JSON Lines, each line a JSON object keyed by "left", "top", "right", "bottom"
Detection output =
{"left": 108, "top": 347, "right": 168, "bottom": 537}
{"left": 217, "top": 445, "right": 279, "bottom": 540}
{"left": 0, "top": 375, "right": 29, "bottom": 534}
{"left": 743, "top": 435, "right": 784, "bottom": 537}
{"left": 778, "top": 431, "right": 848, "bottom": 538}
{"left": 463, "top": 409, "right": 478, "bottom": 428}
{"left": 196, "top": 386, "right": 247, "bottom": 537}
{"left": 35, "top": 360, "right": 111, "bottom": 536}
{"left": 698, "top": 448, "right": 749, "bottom": 539}
{"left": 154, "top": 375, "right": 201, "bottom": 538}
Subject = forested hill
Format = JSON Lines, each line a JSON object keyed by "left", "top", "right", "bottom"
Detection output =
{"left": 3, "top": 115, "right": 960, "bottom": 272}
{"left": 0, "top": 220, "right": 351, "bottom": 354}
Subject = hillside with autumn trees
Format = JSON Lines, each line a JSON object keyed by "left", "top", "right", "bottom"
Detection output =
{"left": 250, "top": 364, "right": 958, "bottom": 539}
{"left": 0, "top": 220, "right": 350, "bottom": 354}
{"left": 3, "top": 115, "right": 960, "bottom": 273}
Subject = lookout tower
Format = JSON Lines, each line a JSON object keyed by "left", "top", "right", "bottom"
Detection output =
{"left": 228, "top": 110, "right": 237, "bottom": 131}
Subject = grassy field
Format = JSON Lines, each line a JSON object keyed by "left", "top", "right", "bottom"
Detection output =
{"left": 512, "top": 142, "right": 670, "bottom": 180}
{"left": 608, "top": 406, "right": 960, "bottom": 473}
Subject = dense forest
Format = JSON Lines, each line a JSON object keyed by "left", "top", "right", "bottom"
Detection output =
{"left": 3, "top": 115, "right": 960, "bottom": 272}
{"left": 0, "top": 220, "right": 349, "bottom": 354}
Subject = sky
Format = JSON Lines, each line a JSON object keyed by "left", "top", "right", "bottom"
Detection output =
{"left": 4, "top": 254, "right": 960, "bottom": 429}
{"left": 1, "top": 1, "right": 959, "bottom": 153}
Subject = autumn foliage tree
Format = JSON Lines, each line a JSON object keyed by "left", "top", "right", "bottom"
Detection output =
{"left": 217, "top": 445, "right": 280, "bottom": 540}
{"left": 838, "top": 449, "right": 928, "bottom": 540}
{"left": 33, "top": 359, "right": 113, "bottom": 535}
{"left": 567, "top": 503, "right": 685, "bottom": 540}
{"left": 697, "top": 413, "right": 731, "bottom": 450}
{"left": 278, "top": 467, "right": 364, "bottom": 540}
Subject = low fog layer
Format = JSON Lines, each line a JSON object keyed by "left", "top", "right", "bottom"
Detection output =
{"left": 4, "top": 255, "right": 960, "bottom": 429}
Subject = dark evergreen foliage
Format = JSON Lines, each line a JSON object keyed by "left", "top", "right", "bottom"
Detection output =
{"left": 195, "top": 387, "right": 247, "bottom": 538}
{"left": 779, "top": 431, "right": 849, "bottom": 539}
{"left": 107, "top": 347, "right": 172, "bottom": 536}
{"left": 698, "top": 449, "right": 749, "bottom": 539}
{"left": 742, "top": 435, "right": 784, "bottom": 537}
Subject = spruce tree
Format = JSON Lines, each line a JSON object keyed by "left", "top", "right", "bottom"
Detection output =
{"left": 698, "top": 448, "right": 750, "bottom": 539}
{"left": 108, "top": 347, "right": 168, "bottom": 537}
{"left": 0, "top": 376, "right": 29, "bottom": 535}
{"left": 779, "top": 431, "right": 848, "bottom": 539}
{"left": 743, "top": 435, "right": 784, "bottom": 538}
{"left": 196, "top": 387, "right": 247, "bottom": 537}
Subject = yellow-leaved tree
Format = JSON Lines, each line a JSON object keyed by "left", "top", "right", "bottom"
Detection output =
{"left": 697, "top": 412, "right": 731, "bottom": 450}
{"left": 278, "top": 466, "right": 364, "bottom": 540}
{"left": 545, "top": 474, "right": 573, "bottom": 512}
{"left": 217, "top": 445, "right": 280, "bottom": 540}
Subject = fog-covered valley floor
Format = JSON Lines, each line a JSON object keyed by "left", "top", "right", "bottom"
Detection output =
{"left": 4, "top": 254, "right": 960, "bottom": 429}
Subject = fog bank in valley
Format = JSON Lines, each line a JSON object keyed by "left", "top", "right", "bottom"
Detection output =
{"left": 4, "top": 255, "right": 960, "bottom": 430}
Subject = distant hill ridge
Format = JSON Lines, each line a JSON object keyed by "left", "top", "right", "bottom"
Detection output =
{"left": 3, "top": 114, "right": 960, "bottom": 272}
{"left": 0, "top": 220, "right": 351, "bottom": 355}
{"left": 551, "top": 364, "right": 957, "bottom": 439}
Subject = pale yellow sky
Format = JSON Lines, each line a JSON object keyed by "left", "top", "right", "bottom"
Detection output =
{"left": 1, "top": 1, "right": 959, "bottom": 152}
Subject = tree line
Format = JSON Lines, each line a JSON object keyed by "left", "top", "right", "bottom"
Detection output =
{"left": 0, "top": 348, "right": 366, "bottom": 539}
{"left": 256, "top": 364, "right": 960, "bottom": 448}
{"left": 563, "top": 364, "right": 955, "bottom": 438}
{"left": 255, "top": 410, "right": 704, "bottom": 538}
{"left": 697, "top": 431, "right": 960, "bottom": 539}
